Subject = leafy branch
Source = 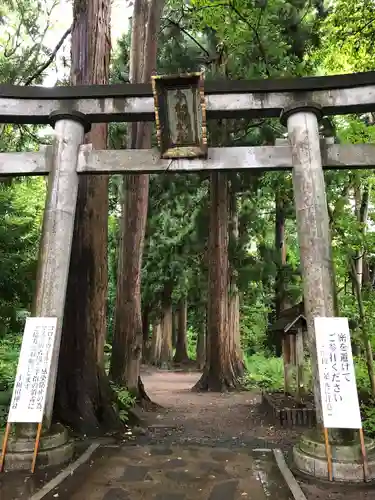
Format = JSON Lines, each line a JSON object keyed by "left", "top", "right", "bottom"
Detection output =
{"left": 227, "top": 2, "right": 270, "bottom": 77}
{"left": 162, "top": 18, "right": 212, "bottom": 61}
{"left": 24, "top": 26, "right": 72, "bottom": 86}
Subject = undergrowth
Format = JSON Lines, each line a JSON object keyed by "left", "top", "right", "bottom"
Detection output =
{"left": 242, "top": 353, "right": 284, "bottom": 391}
{"left": 0, "top": 336, "right": 136, "bottom": 430}
{"left": 0, "top": 335, "right": 21, "bottom": 428}
{"left": 110, "top": 383, "right": 136, "bottom": 424}
{"left": 242, "top": 353, "right": 375, "bottom": 437}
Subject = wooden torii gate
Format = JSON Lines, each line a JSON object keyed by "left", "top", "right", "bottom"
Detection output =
{"left": 1, "top": 71, "right": 375, "bottom": 458}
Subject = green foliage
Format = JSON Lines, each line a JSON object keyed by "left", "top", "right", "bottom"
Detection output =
{"left": 0, "top": 179, "right": 45, "bottom": 337}
{"left": 0, "top": 335, "right": 21, "bottom": 428}
{"left": 187, "top": 327, "right": 197, "bottom": 360}
{"left": 240, "top": 302, "right": 269, "bottom": 356}
{"left": 142, "top": 173, "right": 208, "bottom": 318}
{"left": 0, "top": 337, "right": 19, "bottom": 391}
{"left": 362, "top": 403, "right": 375, "bottom": 437}
{"left": 312, "top": 0, "right": 375, "bottom": 73}
{"left": 110, "top": 383, "right": 136, "bottom": 423}
{"left": 242, "top": 354, "right": 284, "bottom": 391}
{"left": 0, "top": 0, "right": 66, "bottom": 85}
{"left": 241, "top": 354, "right": 375, "bottom": 437}
{"left": 108, "top": 0, "right": 328, "bottom": 344}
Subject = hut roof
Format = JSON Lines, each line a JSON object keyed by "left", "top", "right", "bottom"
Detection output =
{"left": 269, "top": 301, "right": 306, "bottom": 335}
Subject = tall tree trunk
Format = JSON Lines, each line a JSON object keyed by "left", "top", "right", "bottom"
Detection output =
{"left": 228, "top": 181, "right": 244, "bottom": 376}
{"left": 354, "top": 183, "right": 369, "bottom": 290}
{"left": 196, "top": 316, "right": 206, "bottom": 370}
{"left": 160, "top": 295, "right": 173, "bottom": 368}
{"left": 54, "top": 0, "right": 120, "bottom": 434}
{"left": 271, "top": 192, "right": 287, "bottom": 356}
{"left": 150, "top": 320, "right": 162, "bottom": 365}
{"left": 275, "top": 193, "right": 287, "bottom": 318}
{"left": 173, "top": 298, "right": 189, "bottom": 363}
{"left": 350, "top": 182, "right": 374, "bottom": 394}
{"left": 194, "top": 172, "right": 241, "bottom": 391}
{"left": 172, "top": 309, "right": 178, "bottom": 349}
{"left": 110, "top": 174, "right": 148, "bottom": 393}
{"left": 109, "top": 0, "right": 164, "bottom": 401}
{"left": 142, "top": 305, "right": 150, "bottom": 362}
{"left": 349, "top": 257, "right": 375, "bottom": 396}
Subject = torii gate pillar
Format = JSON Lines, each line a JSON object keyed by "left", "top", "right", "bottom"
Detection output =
{"left": 281, "top": 103, "right": 375, "bottom": 481}
{"left": 3, "top": 111, "right": 89, "bottom": 471}
{"left": 281, "top": 102, "right": 335, "bottom": 425}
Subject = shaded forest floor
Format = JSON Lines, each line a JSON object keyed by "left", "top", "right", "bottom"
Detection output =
{"left": 139, "top": 366, "right": 300, "bottom": 449}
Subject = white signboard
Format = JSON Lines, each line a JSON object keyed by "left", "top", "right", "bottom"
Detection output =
{"left": 8, "top": 317, "right": 57, "bottom": 423}
{"left": 314, "top": 317, "right": 362, "bottom": 429}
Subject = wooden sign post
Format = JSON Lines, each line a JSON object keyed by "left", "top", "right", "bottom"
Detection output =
{"left": 0, "top": 317, "right": 57, "bottom": 473}
{"left": 314, "top": 317, "right": 368, "bottom": 482}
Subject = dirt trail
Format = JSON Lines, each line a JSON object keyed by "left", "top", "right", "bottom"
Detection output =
{"left": 140, "top": 367, "right": 299, "bottom": 449}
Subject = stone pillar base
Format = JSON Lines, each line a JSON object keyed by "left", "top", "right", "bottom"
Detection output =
{"left": 293, "top": 430, "right": 375, "bottom": 482}
{"left": 1, "top": 423, "right": 74, "bottom": 471}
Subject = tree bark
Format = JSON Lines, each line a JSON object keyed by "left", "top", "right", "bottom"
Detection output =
{"left": 109, "top": 0, "right": 164, "bottom": 401}
{"left": 172, "top": 310, "right": 178, "bottom": 349}
{"left": 54, "top": 0, "right": 120, "bottom": 434}
{"left": 275, "top": 193, "right": 287, "bottom": 317}
{"left": 194, "top": 172, "right": 242, "bottom": 391}
{"left": 196, "top": 316, "right": 206, "bottom": 370}
{"left": 228, "top": 183, "right": 244, "bottom": 376}
{"left": 354, "top": 183, "right": 370, "bottom": 290}
{"left": 150, "top": 320, "right": 162, "bottom": 365}
{"left": 270, "top": 192, "right": 288, "bottom": 356}
{"left": 142, "top": 305, "right": 150, "bottom": 362}
{"left": 349, "top": 255, "right": 375, "bottom": 395}
{"left": 110, "top": 174, "right": 148, "bottom": 392}
{"left": 160, "top": 297, "right": 173, "bottom": 368}
{"left": 173, "top": 298, "right": 189, "bottom": 364}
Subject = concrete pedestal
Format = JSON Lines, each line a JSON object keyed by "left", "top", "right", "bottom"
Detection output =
{"left": 293, "top": 429, "right": 375, "bottom": 482}
{"left": 1, "top": 423, "right": 74, "bottom": 471}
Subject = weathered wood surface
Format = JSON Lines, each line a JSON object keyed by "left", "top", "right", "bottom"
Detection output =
{"left": 0, "top": 148, "right": 52, "bottom": 175}
{"left": 287, "top": 108, "right": 336, "bottom": 426}
{"left": 262, "top": 393, "right": 316, "bottom": 428}
{"left": 33, "top": 117, "right": 85, "bottom": 426}
{"left": 0, "top": 144, "right": 374, "bottom": 175}
{"left": 1, "top": 69, "right": 375, "bottom": 98}
{"left": 1, "top": 83, "right": 375, "bottom": 123}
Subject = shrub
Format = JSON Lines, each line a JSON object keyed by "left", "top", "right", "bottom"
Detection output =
{"left": 110, "top": 383, "right": 136, "bottom": 424}
{"left": 242, "top": 353, "right": 284, "bottom": 391}
{"left": 0, "top": 335, "right": 20, "bottom": 391}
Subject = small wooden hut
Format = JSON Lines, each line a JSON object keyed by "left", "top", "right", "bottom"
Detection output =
{"left": 269, "top": 301, "right": 307, "bottom": 401}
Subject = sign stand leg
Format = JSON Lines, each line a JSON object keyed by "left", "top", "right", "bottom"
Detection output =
{"left": 0, "top": 423, "right": 11, "bottom": 472}
{"left": 323, "top": 427, "right": 333, "bottom": 481}
{"left": 31, "top": 423, "right": 43, "bottom": 473}
{"left": 359, "top": 428, "right": 368, "bottom": 482}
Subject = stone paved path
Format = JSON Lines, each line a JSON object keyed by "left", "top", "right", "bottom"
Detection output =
{"left": 43, "top": 444, "right": 294, "bottom": 500}
{"left": 0, "top": 368, "right": 300, "bottom": 499}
